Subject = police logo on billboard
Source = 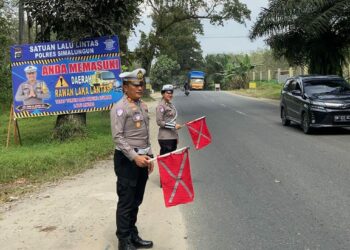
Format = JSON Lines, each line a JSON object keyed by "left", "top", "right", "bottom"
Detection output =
{"left": 104, "top": 38, "right": 115, "bottom": 51}
{"left": 14, "top": 47, "right": 22, "bottom": 59}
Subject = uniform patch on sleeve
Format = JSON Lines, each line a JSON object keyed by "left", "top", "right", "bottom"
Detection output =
{"left": 160, "top": 106, "right": 165, "bottom": 113}
{"left": 117, "top": 108, "right": 124, "bottom": 117}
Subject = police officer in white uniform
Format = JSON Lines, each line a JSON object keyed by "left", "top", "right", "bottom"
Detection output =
{"left": 110, "top": 68, "right": 154, "bottom": 250}
{"left": 156, "top": 84, "right": 182, "bottom": 155}
{"left": 15, "top": 65, "right": 50, "bottom": 106}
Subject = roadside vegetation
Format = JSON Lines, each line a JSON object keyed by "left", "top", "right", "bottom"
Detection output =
{"left": 0, "top": 0, "right": 349, "bottom": 200}
{"left": 230, "top": 81, "right": 282, "bottom": 100}
{"left": 0, "top": 111, "right": 114, "bottom": 202}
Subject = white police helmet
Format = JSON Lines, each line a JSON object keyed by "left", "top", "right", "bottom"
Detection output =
{"left": 119, "top": 68, "right": 146, "bottom": 85}
{"left": 161, "top": 84, "right": 174, "bottom": 93}
{"left": 24, "top": 65, "right": 37, "bottom": 73}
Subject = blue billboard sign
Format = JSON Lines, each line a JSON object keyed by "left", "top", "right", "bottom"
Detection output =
{"left": 10, "top": 35, "right": 123, "bottom": 118}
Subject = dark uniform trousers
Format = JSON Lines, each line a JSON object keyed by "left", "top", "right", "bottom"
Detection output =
{"left": 158, "top": 139, "right": 177, "bottom": 155}
{"left": 114, "top": 150, "right": 149, "bottom": 240}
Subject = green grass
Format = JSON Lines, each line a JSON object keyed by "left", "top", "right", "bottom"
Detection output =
{"left": 231, "top": 81, "right": 283, "bottom": 100}
{"left": 0, "top": 110, "right": 114, "bottom": 201}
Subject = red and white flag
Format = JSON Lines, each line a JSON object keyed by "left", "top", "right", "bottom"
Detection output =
{"left": 186, "top": 116, "right": 212, "bottom": 150}
{"left": 157, "top": 147, "right": 194, "bottom": 207}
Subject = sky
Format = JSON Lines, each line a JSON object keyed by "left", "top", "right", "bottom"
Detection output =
{"left": 128, "top": 0, "right": 269, "bottom": 55}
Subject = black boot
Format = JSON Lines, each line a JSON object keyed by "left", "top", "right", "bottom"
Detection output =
{"left": 119, "top": 239, "right": 136, "bottom": 250}
{"left": 131, "top": 235, "right": 153, "bottom": 249}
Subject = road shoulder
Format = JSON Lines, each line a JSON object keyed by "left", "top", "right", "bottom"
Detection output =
{"left": 0, "top": 94, "right": 188, "bottom": 250}
{"left": 226, "top": 91, "right": 280, "bottom": 105}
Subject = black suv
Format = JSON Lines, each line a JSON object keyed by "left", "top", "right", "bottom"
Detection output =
{"left": 280, "top": 75, "right": 350, "bottom": 133}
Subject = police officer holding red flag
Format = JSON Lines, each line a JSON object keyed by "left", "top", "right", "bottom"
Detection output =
{"left": 156, "top": 84, "right": 182, "bottom": 155}
{"left": 110, "top": 68, "right": 154, "bottom": 250}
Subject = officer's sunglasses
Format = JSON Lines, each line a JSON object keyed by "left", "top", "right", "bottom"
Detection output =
{"left": 165, "top": 91, "right": 173, "bottom": 95}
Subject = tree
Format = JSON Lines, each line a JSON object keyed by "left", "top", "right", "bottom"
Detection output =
{"left": 150, "top": 55, "right": 180, "bottom": 90}
{"left": 250, "top": 0, "right": 350, "bottom": 75}
{"left": 204, "top": 54, "right": 231, "bottom": 89}
{"left": 157, "top": 18, "right": 204, "bottom": 73}
{"left": 0, "top": 0, "right": 17, "bottom": 107}
{"left": 249, "top": 49, "right": 289, "bottom": 72}
{"left": 223, "top": 55, "right": 254, "bottom": 89}
{"left": 137, "top": 0, "right": 251, "bottom": 72}
{"left": 23, "top": 0, "right": 143, "bottom": 140}
{"left": 135, "top": 18, "right": 204, "bottom": 83}
{"left": 24, "top": 0, "right": 142, "bottom": 52}
{"left": 204, "top": 54, "right": 254, "bottom": 89}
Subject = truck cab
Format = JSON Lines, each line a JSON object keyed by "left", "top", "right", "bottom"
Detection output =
{"left": 188, "top": 71, "right": 205, "bottom": 90}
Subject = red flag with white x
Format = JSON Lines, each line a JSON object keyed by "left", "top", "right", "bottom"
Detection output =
{"left": 157, "top": 147, "right": 194, "bottom": 207}
{"left": 186, "top": 116, "right": 212, "bottom": 150}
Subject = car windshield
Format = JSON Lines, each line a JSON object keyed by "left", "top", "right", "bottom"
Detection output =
{"left": 101, "top": 71, "right": 115, "bottom": 80}
{"left": 303, "top": 79, "right": 350, "bottom": 95}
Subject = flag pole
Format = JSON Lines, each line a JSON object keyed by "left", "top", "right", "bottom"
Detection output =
{"left": 185, "top": 116, "right": 206, "bottom": 125}
{"left": 148, "top": 146, "right": 190, "bottom": 162}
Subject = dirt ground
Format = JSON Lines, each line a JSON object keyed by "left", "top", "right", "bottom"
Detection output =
{"left": 0, "top": 96, "right": 188, "bottom": 250}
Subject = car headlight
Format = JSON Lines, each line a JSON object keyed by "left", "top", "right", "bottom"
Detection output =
{"left": 310, "top": 105, "right": 326, "bottom": 111}
{"left": 324, "top": 102, "right": 344, "bottom": 108}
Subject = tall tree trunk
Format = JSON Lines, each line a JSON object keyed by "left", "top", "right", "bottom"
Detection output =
{"left": 18, "top": 0, "right": 24, "bottom": 44}
{"left": 52, "top": 22, "right": 88, "bottom": 140}
{"left": 55, "top": 113, "right": 86, "bottom": 127}
{"left": 27, "top": 11, "right": 32, "bottom": 43}
{"left": 119, "top": 32, "right": 131, "bottom": 67}
{"left": 53, "top": 113, "right": 87, "bottom": 141}
{"left": 146, "top": 45, "right": 156, "bottom": 74}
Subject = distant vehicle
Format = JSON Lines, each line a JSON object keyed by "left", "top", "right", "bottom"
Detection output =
{"left": 280, "top": 75, "right": 350, "bottom": 134}
{"left": 188, "top": 71, "right": 205, "bottom": 90}
{"left": 91, "top": 71, "right": 121, "bottom": 91}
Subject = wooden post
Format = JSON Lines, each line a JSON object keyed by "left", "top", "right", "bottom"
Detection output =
{"left": 268, "top": 69, "right": 271, "bottom": 81}
{"left": 259, "top": 71, "right": 262, "bottom": 81}
{"left": 6, "top": 106, "right": 13, "bottom": 147}
{"left": 252, "top": 72, "right": 256, "bottom": 81}
{"left": 6, "top": 104, "right": 22, "bottom": 147}
{"left": 14, "top": 119, "right": 21, "bottom": 145}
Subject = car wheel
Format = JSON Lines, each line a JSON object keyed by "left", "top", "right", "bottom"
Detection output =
{"left": 281, "top": 108, "right": 290, "bottom": 126}
{"left": 302, "top": 113, "right": 312, "bottom": 134}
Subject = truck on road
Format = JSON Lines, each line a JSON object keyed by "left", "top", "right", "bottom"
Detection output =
{"left": 188, "top": 71, "right": 205, "bottom": 90}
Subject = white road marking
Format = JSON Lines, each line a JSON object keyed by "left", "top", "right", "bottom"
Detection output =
{"left": 236, "top": 110, "right": 248, "bottom": 116}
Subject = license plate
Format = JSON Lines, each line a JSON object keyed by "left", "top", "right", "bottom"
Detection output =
{"left": 334, "top": 115, "right": 350, "bottom": 122}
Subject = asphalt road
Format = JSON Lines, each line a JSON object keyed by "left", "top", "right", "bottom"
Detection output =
{"left": 173, "top": 90, "right": 350, "bottom": 250}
